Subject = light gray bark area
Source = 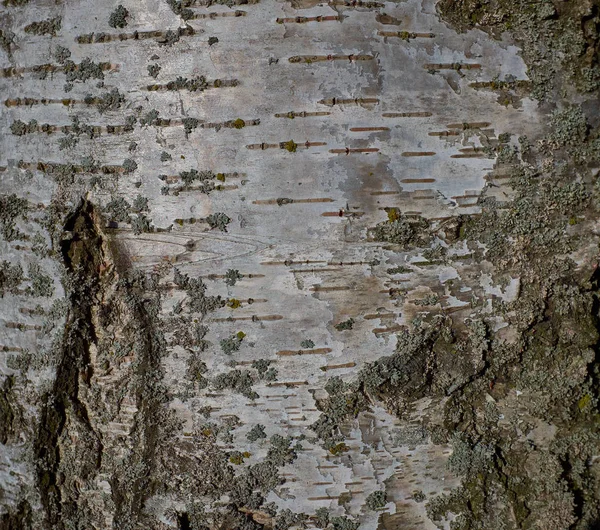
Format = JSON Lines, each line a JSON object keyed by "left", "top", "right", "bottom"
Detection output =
{"left": 0, "top": 0, "right": 547, "bottom": 528}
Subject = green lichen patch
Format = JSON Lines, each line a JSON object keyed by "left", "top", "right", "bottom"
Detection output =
{"left": 387, "top": 265, "right": 412, "bottom": 274}
{"left": 247, "top": 424, "right": 267, "bottom": 442}
{"left": 331, "top": 516, "right": 359, "bottom": 530}
{"left": 334, "top": 318, "right": 354, "bottom": 331}
{"left": 252, "top": 359, "right": 277, "bottom": 381}
{"left": 220, "top": 333, "right": 245, "bottom": 354}
{"left": 109, "top": 5, "right": 129, "bottom": 28}
{"left": 282, "top": 140, "right": 297, "bottom": 152}
{"left": 174, "top": 268, "right": 224, "bottom": 315}
{"left": 310, "top": 376, "right": 370, "bottom": 449}
{"left": 63, "top": 57, "right": 105, "bottom": 91}
{"left": 131, "top": 215, "right": 151, "bottom": 235}
{"left": 182, "top": 117, "right": 199, "bottom": 137}
{"left": 165, "top": 75, "right": 209, "bottom": 92}
{"left": 370, "top": 213, "right": 431, "bottom": 248}
{"left": 437, "top": 0, "right": 600, "bottom": 98}
{"left": 147, "top": 63, "right": 161, "bottom": 78}
{"left": 274, "top": 508, "right": 307, "bottom": 530}
{"left": 105, "top": 197, "right": 132, "bottom": 223}
{"left": 409, "top": 103, "right": 600, "bottom": 528}
{"left": 123, "top": 158, "right": 138, "bottom": 173}
{"left": 27, "top": 263, "right": 54, "bottom": 297}
{"left": 224, "top": 268, "right": 243, "bottom": 286}
{"left": 186, "top": 352, "right": 208, "bottom": 387}
{"left": 140, "top": 109, "right": 161, "bottom": 127}
{"left": 24, "top": 17, "right": 62, "bottom": 36}
{"left": 0, "top": 194, "right": 28, "bottom": 241}
{"left": 10, "top": 119, "right": 40, "bottom": 136}
{"left": 85, "top": 88, "right": 126, "bottom": 114}
{"left": 212, "top": 369, "right": 257, "bottom": 399}
{"left": 178, "top": 168, "right": 216, "bottom": 193}
{"left": 165, "top": 0, "right": 194, "bottom": 20}
{"left": 0, "top": 29, "right": 15, "bottom": 54}
{"left": 365, "top": 490, "right": 387, "bottom": 510}
{"left": 132, "top": 195, "right": 149, "bottom": 213}
{"left": 206, "top": 212, "right": 231, "bottom": 232}
{"left": 54, "top": 45, "right": 71, "bottom": 64}
{"left": 158, "top": 29, "right": 181, "bottom": 46}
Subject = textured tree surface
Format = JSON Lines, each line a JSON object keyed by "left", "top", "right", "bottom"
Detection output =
{"left": 1, "top": 0, "right": 599, "bottom": 529}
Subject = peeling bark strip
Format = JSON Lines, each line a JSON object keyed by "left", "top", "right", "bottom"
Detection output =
{"left": 349, "top": 127, "right": 389, "bottom": 132}
{"left": 34, "top": 201, "right": 105, "bottom": 529}
{"left": 18, "top": 160, "right": 126, "bottom": 174}
{"left": 246, "top": 141, "right": 326, "bottom": 150}
{"left": 288, "top": 54, "right": 375, "bottom": 63}
{"left": 187, "top": 10, "right": 247, "bottom": 19}
{"left": 277, "top": 348, "right": 332, "bottom": 356}
{"left": 401, "top": 151, "right": 436, "bottom": 156}
{"left": 274, "top": 111, "right": 331, "bottom": 118}
{"left": 378, "top": 31, "right": 435, "bottom": 38}
{"left": 12, "top": 118, "right": 258, "bottom": 136}
{"left": 0, "top": 62, "right": 118, "bottom": 79}
{"left": 5, "top": 97, "right": 111, "bottom": 107}
{"left": 329, "top": 147, "right": 379, "bottom": 154}
{"left": 382, "top": 111, "right": 432, "bottom": 117}
{"left": 446, "top": 121, "right": 491, "bottom": 129}
{"left": 451, "top": 153, "right": 488, "bottom": 159}
{"left": 469, "top": 80, "right": 531, "bottom": 89}
{"left": 423, "top": 63, "right": 482, "bottom": 70}
{"left": 429, "top": 130, "right": 459, "bottom": 136}
{"left": 276, "top": 15, "right": 341, "bottom": 23}
{"left": 252, "top": 198, "right": 334, "bottom": 205}
{"left": 327, "top": 0, "right": 383, "bottom": 7}
{"left": 75, "top": 26, "right": 196, "bottom": 44}
{"left": 211, "top": 314, "right": 283, "bottom": 322}
{"left": 318, "top": 97, "right": 379, "bottom": 106}
{"left": 186, "top": 0, "right": 259, "bottom": 5}
{"left": 144, "top": 78, "right": 239, "bottom": 91}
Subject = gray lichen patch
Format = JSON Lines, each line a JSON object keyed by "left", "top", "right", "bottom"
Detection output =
{"left": 0, "top": 194, "right": 28, "bottom": 241}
